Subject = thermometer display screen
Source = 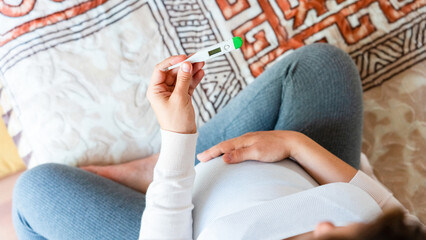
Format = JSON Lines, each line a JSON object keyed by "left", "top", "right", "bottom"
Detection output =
{"left": 208, "top": 47, "right": 221, "bottom": 56}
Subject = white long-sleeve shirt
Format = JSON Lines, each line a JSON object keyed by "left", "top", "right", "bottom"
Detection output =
{"left": 139, "top": 130, "right": 419, "bottom": 240}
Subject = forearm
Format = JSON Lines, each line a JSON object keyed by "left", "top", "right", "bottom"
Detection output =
{"left": 290, "top": 133, "right": 357, "bottom": 185}
{"left": 139, "top": 130, "right": 198, "bottom": 239}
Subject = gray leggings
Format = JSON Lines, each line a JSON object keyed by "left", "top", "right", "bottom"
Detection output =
{"left": 13, "top": 43, "right": 363, "bottom": 240}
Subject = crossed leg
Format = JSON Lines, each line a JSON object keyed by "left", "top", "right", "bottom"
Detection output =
{"left": 81, "top": 43, "right": 363, "bottom": 193}
{"left": 12, "top": 43, "right": 363, "bottom": 239}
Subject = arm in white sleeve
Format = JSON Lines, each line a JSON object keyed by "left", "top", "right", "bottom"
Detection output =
{"left": 349, "top": 171, "right": 421, "bottom": 225}
{"left": 139, "top": 130, "right": 198, "bottom": 240}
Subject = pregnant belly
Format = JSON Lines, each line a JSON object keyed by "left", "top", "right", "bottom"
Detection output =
{"left": 192, "top": 157, "right": 318, "bottom": 236}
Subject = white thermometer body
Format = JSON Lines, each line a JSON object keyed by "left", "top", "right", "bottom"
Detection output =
{"left": 166, "top": 36, "right": 243, "bottom": 71}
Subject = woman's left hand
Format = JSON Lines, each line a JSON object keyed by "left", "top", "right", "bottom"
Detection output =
{"left": 147, "top": 55, "right": 205, "bottom": 134}
{"left": 197, "top": 131, "right": 301, "bottom": 163}
{"left": 198, "top": 130, "right": 357, "bottom": 185}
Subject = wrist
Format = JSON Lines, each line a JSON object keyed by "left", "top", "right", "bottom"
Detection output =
{"left": 287, "top": 131, "right": 309, "bottom": 161}
{"left": 160, "top": 124, "right": 197, "bottom": 134}
{"left": 157, "top": 114, "right": 197, "bottom": 134}
{"left": 286, "top": 132, "right": 358, "bottom": 184}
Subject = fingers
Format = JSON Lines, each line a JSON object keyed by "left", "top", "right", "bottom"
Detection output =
{"left": 197, "top": 140, "right": 234, "bottom": 162}
{"left": 155, "top": 55, "right": 187, "bottom": 72}
{"left": 189, "top": 69, "right": 205, "bottom": 95}
{"left": 174, "top": 62, "right": 193, "bottom": 95}
{"left": 166, "top": 61, "right": 204, "bottom": 86}
{"left": 192, "top": 61, "right": 204, "bottom": 73}
{"left": 197, "top": 135, "right": 254, "bottom": 162}
{"left": 151, "top": 55, "right": 205, "bottom": 97}
{"left": 165, "top": 67, "right": 180, "bottom": 86}
{"left": 223, "top": 145, "right": 261, "bottom": 164}
{"left": 188, "top": 62, "right": 205, "bottom": 95}
{"left": 151, "top": 55, "right": 187, "bottom": 86}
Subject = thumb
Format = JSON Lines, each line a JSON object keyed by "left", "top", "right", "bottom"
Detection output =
{"left": 223, "top": 146, "right": 259, "bottom": 164}
{"left": 175, "top": 62, "right": 193, "bottom": 95}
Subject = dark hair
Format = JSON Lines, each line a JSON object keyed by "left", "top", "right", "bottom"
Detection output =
{"left": 326, "top": 209, "right": 426, "bottom": 240}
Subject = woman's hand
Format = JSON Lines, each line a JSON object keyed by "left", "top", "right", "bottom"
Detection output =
{"left": 197, "top": 130, "right": 357, "bottom": 185}
{"left": 197, "top": 131, "right": 301, "bottom": 163}
{"left": 147, "top": 55, "right": 205, "bottom": 134}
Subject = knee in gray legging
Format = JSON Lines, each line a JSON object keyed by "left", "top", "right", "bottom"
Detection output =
{"left": 13, "top": 163, "right": 80, "bottom": 240}
{"left": 256, "top": 43, "right": 361, "bottom": 103}
{"left": 13, "top": 163, "right": 145, "bottom": 240}
{"left": 295, "top": 43, "right": 357, "bottom": 68}
{"left": 276, "top": 43, "right": 359, "bottom": 85}
{"left": 268, "top": 43, "right": 363, "bottom": 168}
{"left": 13, "top": 163, "right": 69, "bottom": 205}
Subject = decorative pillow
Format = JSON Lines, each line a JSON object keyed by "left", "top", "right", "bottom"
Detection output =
{"left": 0, "top": 0, "right": 424, "bottom": 168}
{"left": 0, "top": 0, "right": 168, "bottom": 167}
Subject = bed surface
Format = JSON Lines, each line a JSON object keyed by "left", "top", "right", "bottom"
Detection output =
{"left": 0, "top": 2, "right": 424, "bottom": 238}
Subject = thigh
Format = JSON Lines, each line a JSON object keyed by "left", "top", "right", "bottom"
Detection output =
{"left": 197, "top": 43, "right": 362, "bottom": 169}
{"left": 273, "top": 44, "right": 363, "bottom": 168}
{"left": 196, "top": 53, "right": 287, "bottom": 158}
{"left": 13, "top": 163, "right": 145, "bottom": 240}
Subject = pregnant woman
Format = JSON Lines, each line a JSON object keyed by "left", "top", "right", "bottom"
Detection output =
{"left": 12, "top": 44, "right": 424, "bottom": 239}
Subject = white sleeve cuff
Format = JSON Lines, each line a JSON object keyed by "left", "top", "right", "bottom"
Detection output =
{"left": 156, "top": 129, "right": 198, "bottom": 172}
{"left": 349, "top": 170, "right": 393, "bottom": 207}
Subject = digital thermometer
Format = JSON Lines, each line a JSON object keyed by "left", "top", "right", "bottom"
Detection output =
{"left": 166, "top": 36, "right": 243, "bottom": 71}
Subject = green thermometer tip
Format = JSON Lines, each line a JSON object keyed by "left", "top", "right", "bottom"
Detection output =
{"left": 233, "top": 36, "right": 243, "bottom": 49}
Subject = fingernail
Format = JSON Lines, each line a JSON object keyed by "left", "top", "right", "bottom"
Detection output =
{"left": 181, "top": 62, "right": 191, "bottom": 73}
